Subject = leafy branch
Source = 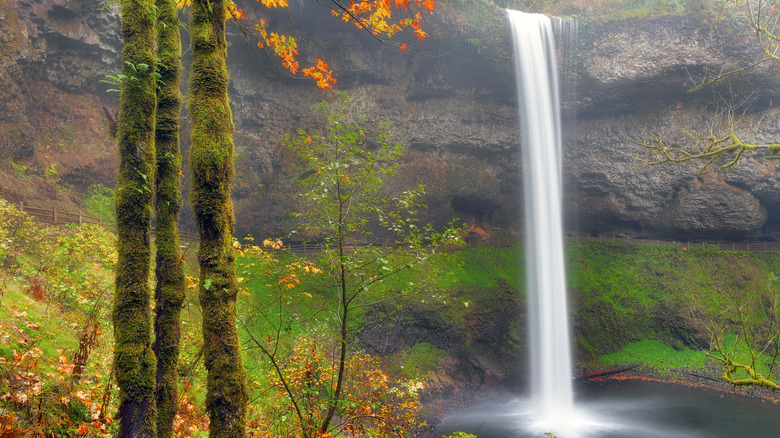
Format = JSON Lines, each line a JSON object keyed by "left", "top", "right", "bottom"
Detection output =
{"left": 636, "top": 122, "right": 780, "bottom": 173}
{"left": 706, "top": 273, "right": 780, "bottom": 391}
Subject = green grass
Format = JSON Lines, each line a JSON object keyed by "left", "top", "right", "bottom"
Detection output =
{"left": 444, "top": 245, "right": 523, "bottom": 291}
{"left": 600, "top": 339, "right": 707, "bottom": 372}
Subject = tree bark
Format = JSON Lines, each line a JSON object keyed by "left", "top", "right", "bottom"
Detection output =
{"left": 153, "top": 0, "right": 185, "bottom": 436}
{"left": 113, "top": 0, "right": 158, "bottom": 436}
{"left": 189, "top": 0, "right": 248, "bottom": 436}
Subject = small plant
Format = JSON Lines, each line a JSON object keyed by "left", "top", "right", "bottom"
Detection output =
{"left": 8, "top": 160, "right": 29, "bottom": 177}
{"left": 44, "top": 163, "right": 58, "bottom": 180}
{"left": 83, "top": 184, "right": 115, "bottom": 222}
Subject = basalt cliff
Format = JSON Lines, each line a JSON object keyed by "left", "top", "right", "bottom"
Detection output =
{"left": 1, "top": 0, "right": 778, "bottom": 241}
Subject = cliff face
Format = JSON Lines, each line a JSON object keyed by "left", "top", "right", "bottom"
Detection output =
{"left": 0, "top": 0, "right": 119, "bottom": 211}
{"left": 1, "top": 0, "right": 778, "bottom": 241}
{"left": 225, "top": 3, "right": 780, "bottom": 241}
{"left": 568, "top": 13, "right": 780, "bottom": 240}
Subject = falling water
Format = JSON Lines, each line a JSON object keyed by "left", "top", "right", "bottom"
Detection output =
{"left": 435, "top": 10, "right": 780, "bottom": 438}
{"left": 508, "top": 9, "right": 576, "bottom": 435}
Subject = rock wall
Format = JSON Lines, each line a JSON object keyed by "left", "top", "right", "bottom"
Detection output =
{"left": 225, "top": 2, "right": 780, "bottom": 241}
{"left": 1, "top": 0, "right": 778, "bottom": 241}
{"left": 0, "top": 0, "right": 119, "bottom": 211}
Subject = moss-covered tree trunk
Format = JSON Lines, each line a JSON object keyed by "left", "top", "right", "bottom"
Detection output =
{"left": 113, "top": 0, "right": 158, "bottom": 437}
{"left": 189, "top": 0, "right": 248, "bottom": 436}
{"left": 152, "top": 0, "right": 185, "bottom": 436}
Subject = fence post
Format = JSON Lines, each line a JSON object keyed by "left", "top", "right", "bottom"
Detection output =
{"left": 52, "top": 208, "right": 58, "bottom": 224}
{"left": 99, "top": 215, "right": 103, "bottom": 226}
{"left": 78, "top": 211, "right": 83, "bottom": 225}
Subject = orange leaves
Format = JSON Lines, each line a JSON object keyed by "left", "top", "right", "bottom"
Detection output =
{"left": 248, "top": 0, "right": 436, "bottom": 85}
{"left": 227, "top": 2, "right": 245, "bottom": 20}
{"left": 420, "top": 0, "right": 436, "bottom": 13}
{"left": 256, "top": 19, "right": 301, "bottom": 75}
{"left": 277, "top": 276, "right": 301, "bottom": 290}
{"left": 259, "top": 0, "right": 288, "bottom": 7}
{"left": 302, "top": 59, "right": 337, "bottom": 90}
{"left": 337, "top": 0, "right": 435, "bottom": 40}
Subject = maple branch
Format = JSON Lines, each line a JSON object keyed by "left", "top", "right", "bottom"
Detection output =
{"left": 685, "top": 58, "right": 772, "bottom": 92}
{"left": 239, "top": 317, "right": 307, "bottom": 428}
{"left": 687, "top": 0, "right": 780, "bottom": 91}
{"left": 636, "top": 123, "right": 780, "bottom": 173}
{"left": 314, "top": 0, "right": 428, "bottom": 53}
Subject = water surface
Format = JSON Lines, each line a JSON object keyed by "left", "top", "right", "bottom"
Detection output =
{"left": 435, "top": 380, "right": 780, "bottom": 438}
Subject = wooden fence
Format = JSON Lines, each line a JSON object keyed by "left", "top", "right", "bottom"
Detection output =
{"left": 461, "top": 233, "right": 780, "bottom": 252}
{"left": 12, "top": 201, "right": 780, "bottom": 253}
{"left": 18, "top": 201, "right": 116, "bottom": 228}
{"left": 16, "top": 201, "right": 197, "bottom": 241}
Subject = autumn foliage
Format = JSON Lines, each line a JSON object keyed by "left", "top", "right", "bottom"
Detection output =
{"left": 247, "top": 339, "right": 427, "bottom": 438}
{"left": 249, "top": 0, "right": 437, "bottom": 88}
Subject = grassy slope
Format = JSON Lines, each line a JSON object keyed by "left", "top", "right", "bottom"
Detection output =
{"left": 440, "top": 241, "right": 780, "bottom": 380}
{"left": 236, "top": 241, "right": 780, "bottom": 394}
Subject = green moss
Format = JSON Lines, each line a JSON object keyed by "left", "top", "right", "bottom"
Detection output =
{"left": 153, "top": 0, "right": 185, "bottom": 436}
{"left": 600, "top": 339, "right": 707, "bottom": 372}
{"left": 189, "top": 0, "right": 248, "bottom": 436}
{"left": 113, "top": 0, "right": 158, "bottom": 435}
{"left": 398, "top": 342, "right": 448, "bottom": 379}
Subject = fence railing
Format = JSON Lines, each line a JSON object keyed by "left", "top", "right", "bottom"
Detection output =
{"left": 16, "top": 201, "right": 198, "bottom": 242}
{"left": 13, "top": 201, "right": 780, "bottom": 253}
{"left": 566, "top": 234, "right": 780, "bottom": 252}
{"left": 18, "top": 201, "right": 116, "bottom": 228}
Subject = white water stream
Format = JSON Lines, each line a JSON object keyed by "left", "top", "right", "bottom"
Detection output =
{"left": 508, "top": 9, "right": 577, "bottom": 436}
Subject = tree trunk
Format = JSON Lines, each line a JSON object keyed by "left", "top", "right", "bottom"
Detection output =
{"left": 113, "top": 0, "right": 158, "bottom": 437}
{"left": 153, "top": 0, "right": 185, "bottom": 436}
{"left": 189, "top": 0, "right": 248, "bottom": 436}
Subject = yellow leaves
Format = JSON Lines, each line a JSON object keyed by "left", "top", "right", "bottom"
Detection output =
{"left": 263, "top": 238, "right": 284, "bottom": 250}
{"left": 186, "top": 276, "right": 200, "bottom": 290}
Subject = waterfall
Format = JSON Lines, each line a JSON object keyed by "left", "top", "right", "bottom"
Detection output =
{"left": 508, "top": 9, "right": 576, "bottom": 435}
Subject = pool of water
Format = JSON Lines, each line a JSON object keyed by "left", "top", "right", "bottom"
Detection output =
{"left": 434, "top": 380, "right": 780, "bottom": 438}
